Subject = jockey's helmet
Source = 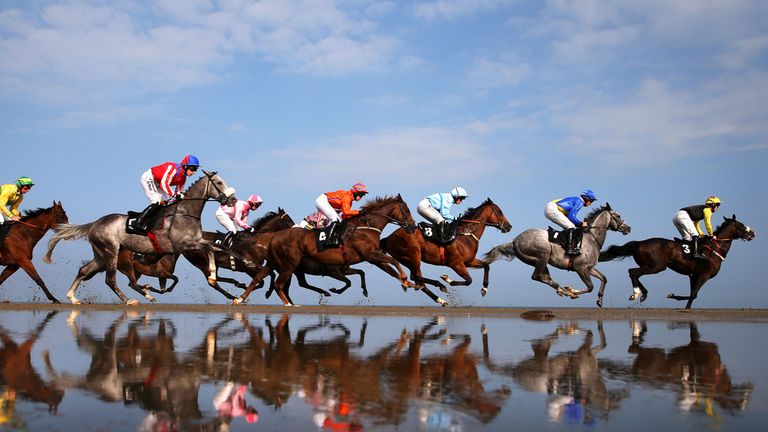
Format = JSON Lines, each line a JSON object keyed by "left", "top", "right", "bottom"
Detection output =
{"left": 705, "top": 196, "right": 721, "bottom": 207}
{"left": 248, "top": 194, "right": 263, "bottom": 205}
{"left": 450, "top": 187, "right": 467, "bottom": 199}
{"left": 181, "top": 154, "right": 200, "bottom": 168}
{"left": 581, "top": 189, "right": 597, "bottom": 201}
{"left": 16, "top": 176, "right": 34, "bottom": 187}
{"left": 351, "top": 183, "right": 368, "bottom": 194}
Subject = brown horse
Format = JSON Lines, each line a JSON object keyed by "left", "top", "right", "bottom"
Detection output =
{"left": 234, "top": 195, "right": 416, "bottom": 306}
{"left": 0, "top": 202, "right": 68, "bottom": 303}
{"left": 380, "top": 198, "right": 512, "bottom": 299}
{"left": 599, "top": 215, "right": 755, "bottom": 309}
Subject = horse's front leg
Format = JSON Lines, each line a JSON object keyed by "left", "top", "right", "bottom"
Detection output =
{"left": 441, "top": 258, "right": 490, "bottom": 296}
{"left": 11, "top": 254, "right": 59, "bottom": 303}
{"left": 104, "top": 260, "right": 139, "bottom": 305}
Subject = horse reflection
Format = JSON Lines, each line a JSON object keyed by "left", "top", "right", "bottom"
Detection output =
{"left": 624, "top": 321, "right": 752, "bottom": 417}
{"left": 0, "top": 311, "right": 63, "bottom": 415}
{"left": 487, "top": 322, "right": 627, "bottom": 424}
{"left": 45, "top": 312, "right": 202, "bottom": 423}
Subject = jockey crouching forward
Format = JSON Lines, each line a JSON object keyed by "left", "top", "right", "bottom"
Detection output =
{"left": 314, "top": 183, "right": 368, "bottom": 244}
{"left": 215, "top": 194, "right": 263, "bottom": 248}
{"left": 0, "top": 176, "right": 34, "bottom": 225}
{"left": 673, "top": 196, "right": 721, "bottom": 259}
{"left": 544, "top": 189, "right": 596, "bottom": 255}
{"left": 130, "top": 154, "right": 200, "bottom": 232}
{"left": 416, "top": 187, "right": 467, "bottom": 243}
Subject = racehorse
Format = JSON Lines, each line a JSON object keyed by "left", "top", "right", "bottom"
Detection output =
{"left": 117, "top": 209, "right": 368, "bottom": 300}
{"left": 599, "top": 215, "right": 755, "bottom": 309}
{"left": 0, "top": 202, "right": 68, "bottom": 303}
{"left": 43, "top": 171, "right": 232, "bottom": 304}
{"left": 234, "top": 195, "right": 416, "bottom": 306}
{"left": 484, "top": 204, "right": 631, "bottom": 307}
{"left": 380, "top": 198, "right": 512, "bottom": 297}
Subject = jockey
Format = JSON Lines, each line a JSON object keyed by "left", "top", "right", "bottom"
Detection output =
{"left": 216, "top": 193, "right": 263, "bottom": 247}
{"left": 131, "top": 155, "right": 200, "bottom": 232}
{"left": 0, "top": 177, "right": 34, "bottom": 225}
{"left": 673, "top": 196, "right": 721, "bottom": 258}
{"left": 545, "top": 189, "right": 596, "bottom": 255}
{"left": 315, "top": 183, "right": 368, "bottom": 242}
{"left": 417, "top": 187, "right": 467, "bottom": 242}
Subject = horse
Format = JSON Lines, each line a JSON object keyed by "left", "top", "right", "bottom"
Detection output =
{"left": 0, "top": 202, "right": 68, "bottom": 303}
{"left": 43, "top": 171, "right": 232, "bottom": 305}
{"left": 484, "top": 204, "right": 631, "bottom": 307}
{"left": 234, "top": 195, "right": 416, "bottom": 306}
{"left": 118, "top": 209, "right": 369, "bottom": 300}
{"left": 379, "top": 198, "right": 512, "bottom": 299}
{"left": 599, "top": 215, "right": 755, "bottom": 309}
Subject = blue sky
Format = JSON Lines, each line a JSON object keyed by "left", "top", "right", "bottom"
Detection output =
{"left": 1, "top": 0, "right": 766, "bottom": 308}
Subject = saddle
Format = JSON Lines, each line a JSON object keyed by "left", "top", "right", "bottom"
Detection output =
{"left": 673, "top": 237, "right": 706, "bottom": 260}
{"left": 213, "top": 231, "right": 239, "bottom": 250}
{"left": 419, "top": 221, "right": 457, "bottom": 245}
{"left": 547, "top": 226, "right": 584, "bottom": 255}
{"left": 126, "top": 206, "right": 165, "bottom": 236}
{"left": 315, "top": 221, "right": 347, "bottom": 251}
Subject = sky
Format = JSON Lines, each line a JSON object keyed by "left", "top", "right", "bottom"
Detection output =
{"left": 1, "top": 0, "right": 766, "bottom": 308}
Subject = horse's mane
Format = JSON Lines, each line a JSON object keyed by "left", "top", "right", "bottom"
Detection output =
{"left": 459, "top": 198, "right": 494, "bottom": 220}
{"left": 22, "top": 207, "right": 51, "bottom": 220}
{"left": 250, "top": 210, "right": 282, "bottom": 231}
{"left": 182, "top": 173, "right": 209, "bottom": 193}
{"left": 359, "top": 195, "right": 401, "bottom": 213}
{"left": 584, "top": 204, "right": 611, "bottom": 223}
{"left": 714, "top": 218, "right": 739, "bottom": 235}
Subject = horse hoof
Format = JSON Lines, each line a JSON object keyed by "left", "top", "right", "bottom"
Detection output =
{"left": 629, "top": 294, "right": 638, "bottom": 301}
{"left": 666, "top": 293, "right": 675, "bottom": 299}
{"left": 640, "top": 295, "right": 648, "bottom": 303}
{"left": 480, "top": 287, "right": 488, "bottom": 297}
{"left": 233, "top": 297, "right": 243, "bottom": 305}
{"left": 69, "top": 297, "right": 81, "bottom": 305}
{"left": 440, "top": 275, "right": 451, "bottom": 283}
{"left": 148, "top": 296, "right": 157, "bottom": 303}
{"left": 596, "top": 299, "right": 603, "bottom": 308}
{"left": 438, "top": 299, "right": 449, "bottom": 307}
{"left": 439, "top": 285, "right": 448, "bottom": 293}
{"left": 126, "top": 299, "right": 139, "bottom": 306}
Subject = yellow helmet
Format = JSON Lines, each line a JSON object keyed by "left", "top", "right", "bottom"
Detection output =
{"left": 705, "top": 196, "right": 721, "bottom": 206}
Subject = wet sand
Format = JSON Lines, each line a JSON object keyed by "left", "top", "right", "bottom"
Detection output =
{"left": 1, "top": 302, "right": 767, "bottom": 322}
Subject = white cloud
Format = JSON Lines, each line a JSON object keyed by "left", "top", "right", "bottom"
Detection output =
{"left": 413, "top": 0, "right": 517, "bottom": 21}
{"left": 466, "top": 57, "right": 530, "bottom": 91}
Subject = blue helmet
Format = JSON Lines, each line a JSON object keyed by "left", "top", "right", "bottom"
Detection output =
{"left": 181, "top": 154, "right": 200, "bottom": 167}
{"left": 581, "top": 189, "right": 597, "bottom": 201}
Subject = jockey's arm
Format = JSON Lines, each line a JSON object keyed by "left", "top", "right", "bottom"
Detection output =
{"left": 703, "top": 207, "right": 714, "bottom": 235}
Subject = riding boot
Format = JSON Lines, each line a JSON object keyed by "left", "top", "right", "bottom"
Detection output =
{"left": 566, "top": 228, "right": 581, "bottom": 255}
{"left": 693, "top": 236, "right": 704, "bottom": 259}
{"left": 327, "top": 221, "right": 340, "bottom": 245}
{"left": 132, "top": 203, "right": 160, "bottom": 232}
{"left": 438, "top": 221, "right": 449, "bottom": 243}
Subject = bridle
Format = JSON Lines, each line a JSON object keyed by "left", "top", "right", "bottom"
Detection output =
{"left": 358, "top": 200, "right": 416, "bottom": 232}
{"left": 460, "top": 203, "right": 508, "bottom": 232}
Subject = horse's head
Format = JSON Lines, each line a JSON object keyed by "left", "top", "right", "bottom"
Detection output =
{"left": 202, "top": 170, "right": 233, "bottom": 205}
{"left": 589, "top": 203, "right": 631, "bottom": 235}
{"left": 52, "top": 201, "right": 69, "bottom": 225}
{"left": 360, "top": 195, "right": 416, "bottom": 233}
{"left": 480, "top": 198, "right": 512, "bottom": 233}
{"left": 718, "top": 215, "right": 755, "bottom": 241}
{"left": 251, "top": 208, "right": 295, "bottom": 233}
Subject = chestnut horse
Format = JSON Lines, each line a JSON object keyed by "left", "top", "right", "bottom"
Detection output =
{"left": 234, "top": 195, "right": 416, "bottom": 306}
{"left": 599, "top": 215, "right": 755, "bottom": 309}
{"left": 0, "top": 202, "right": 68, "bottom": 303}
{"left": 380, "top": 198, "right": 512, "bottom": 300}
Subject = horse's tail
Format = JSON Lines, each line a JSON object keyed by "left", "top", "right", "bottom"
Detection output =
{"left": 43, "top": 222, "right": 95, "bottom": 263}
{"left": 483, "top": 243, "right": 516, "bottom": 264}
{"left": 599, "top": 241, "right": 640, "bottom": 262}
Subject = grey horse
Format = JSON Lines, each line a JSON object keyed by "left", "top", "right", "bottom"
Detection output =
{"left": 483, "top": 204, "right": 631, "bottom": 307}
{"left": 44, "top": 170, "right": 232, "bottom": 305}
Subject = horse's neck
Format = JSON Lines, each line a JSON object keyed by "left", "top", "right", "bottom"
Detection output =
{"left": 352, "top": 208, "right": 392, "bottom": 230}
{"left": 588, "top": 212, "right": 610, "bottom": 245}
{"left": 22, "top": 214, "right": 53, "bottom": 239}
{"left": 174, "top": 195, "right": 206, "bottom": 217}
{"left": 461, "top": 207, "right": 489, "bottom": 237}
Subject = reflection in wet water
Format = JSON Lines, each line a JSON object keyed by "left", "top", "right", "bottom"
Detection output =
{"left": 0, "top": 310, "right": 766, "bottom": 431}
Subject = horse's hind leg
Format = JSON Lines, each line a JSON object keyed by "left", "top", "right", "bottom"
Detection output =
{"left": 67, "top": 259, "right": 105, "bottom": 304}
{"left": 295, "top": 272, "right": 331, "bottom": 297}
{"left": 629, "top": 264, "right": 664, "bottom": 302}
{"left": 568, "top": 266, "right": 596, "bottom": 298}
{"left": 531, "top": 261, "right": 572, "bottom": 298}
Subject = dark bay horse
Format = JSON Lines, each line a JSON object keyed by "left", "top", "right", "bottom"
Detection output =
{"left": 484, "top": 204, "right": 631, "bottom": 307}
{"left": 43, "top": 171, "right": 232, "bottom": 305}
{"left": 118, "top": 209, "right": 368, "bottom": 300}
{"left": 599, "top": 215, "right": 755, "bottom": 309}
{"left": 0, "top": 202, "right": 68, "bottom": 303}
{"left": 234, "top": 195, "right": 416, "bottom": 306}
{"left": 380, "top": 198, "right": 511, "bottom": 300}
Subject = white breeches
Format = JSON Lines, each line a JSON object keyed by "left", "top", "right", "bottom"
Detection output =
{"left": 0, "top": 212, "right": 8, "bottom": 224}
{"left": 545, "top": 201, "right": 575, "bottom": 229}
{"left": 673, "top": 210, "right": 698, "bottom": 240}
{"left": 216, "top": 207, "right": 238, "bottom": 233}
{"left": 140, "top": 170, "right": 164, "bottom": 204}
{"left": 417, "top": 198, "right": 444, "bottom": 224}
{"left": 315, "top": 194, "right": 342, "bottom": 223}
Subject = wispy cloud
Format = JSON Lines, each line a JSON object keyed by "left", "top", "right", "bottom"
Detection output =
{"left": 413, "top": 0, "right": 517, "bottom": 21}
{"left": 466, "top": 57, "right": 530, "bottom": 92}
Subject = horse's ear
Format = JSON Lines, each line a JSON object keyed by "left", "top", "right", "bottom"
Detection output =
{"left": 605, "top": 202, "right": 612, "bottom": 210}
{"left": 732, "top": 214, "right": 737, "bottom": 220}
{"left": 278, "top": 207, "right": 284, "bottom": 212}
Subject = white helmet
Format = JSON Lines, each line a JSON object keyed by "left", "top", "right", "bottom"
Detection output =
{"left": 450, "top": 187, "right": 467, "bottom": 199}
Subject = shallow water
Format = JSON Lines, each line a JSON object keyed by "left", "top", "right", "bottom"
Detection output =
{"left": 0, "top": 309, "right": 765, "bottom": 431}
